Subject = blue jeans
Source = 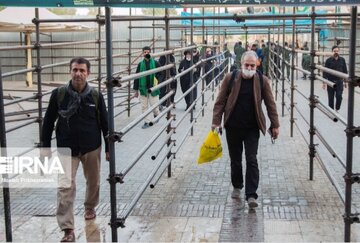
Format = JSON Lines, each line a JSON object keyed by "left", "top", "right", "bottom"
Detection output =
{"left": 226, "top": 127, "right": 260, "bottom": 200}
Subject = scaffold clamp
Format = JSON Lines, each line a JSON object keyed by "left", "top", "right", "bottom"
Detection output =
{"left": 106, "top": 132, "right": 123, "bottom": 143}
{"left": 107, "top": 173, "right": 124, "bottom": 184}
{"left": 343, "top": 213, "right": 360, "bottom": 224}
{"left": 345, "top": 126, "right": 360, "bottom": 137}
{"left": 233, "top": 15, "right": 245, "bottom": 23}
{"left": 343, "top": 173, "right": 360, "bottom": 184}
{"left": 110, "top": 77, "right": 122, "bottom": 87}
{"left": 109, "top": 218, "right": 126, "bottom": 228}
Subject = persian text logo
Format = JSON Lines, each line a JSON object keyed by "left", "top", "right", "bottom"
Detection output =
{"left": 0, "top": 156, "right": 65, "bottom": 175}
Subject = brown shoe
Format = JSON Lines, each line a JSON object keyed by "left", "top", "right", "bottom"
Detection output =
{"left": 60, "top": 229, "right": 75, "bottom": 242}
{"left": 84, "top": 208, "right": 96, "bottom": 220}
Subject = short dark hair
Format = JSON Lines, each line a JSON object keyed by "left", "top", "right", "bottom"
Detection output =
{"left": 142, "top": 46, "right": 151, "bottom": 51}
{"left": 70, "top": 57, "right": 90, "bottom": 72}
{"left": 239, "top": 41, "right": 242, "bottom": 45}
{"left": 332, "top": 45, "right": 339, "bottom": 51}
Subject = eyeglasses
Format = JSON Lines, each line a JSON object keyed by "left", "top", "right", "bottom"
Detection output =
{"left": 244, "top": 63, "right": 256, "bottom": 68}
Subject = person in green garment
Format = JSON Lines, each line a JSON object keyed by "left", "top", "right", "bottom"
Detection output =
{"left": 133, "top": 46, "right": 164, "bottom": 129}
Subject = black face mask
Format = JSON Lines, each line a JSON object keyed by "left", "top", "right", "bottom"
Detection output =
{"left": 145, "top": 54, "right": 151, "bottom": 59}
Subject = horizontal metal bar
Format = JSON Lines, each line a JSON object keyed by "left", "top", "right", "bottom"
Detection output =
{"left": 315, "top": 103, "right": 338, "bottom": 123}
{"left": 36, "top": 12, "right": 352, "bottom": 24}
{"left": 315, "top": 74, "right": 336, "bottom": 88}
{"left": 2, "top": 67, "right": 36, "bottom": 78}
{"left": 5, "top": 108, "right": 46, "bottom": 117}
{"left": 316, "top": 64, "right": 349, "bottom": 80}
{"left": 316, "top": 98, "right": 347, "bottom": 126}
{"left": 40, "top": 40, "right": 97, "bottom": 48}
{"left": 0, "top": 44, "right": 34, "bottom": 51}
{"left": 315, "top": 152, "right": 345, "bottom": 204}
{"left": 119, "top": 91, "right": 174, "bottom": 136}
{"left": 294, "top": 66, "right": 311, "bottom": 76}
{"left": 151, "top": 130, "right": 175, "bottom": 160}
{"left": 314, "top": 129, "right": 346, "bottom": 168}
{"left": 120, "top": 116, "right": 174, "bottom": 177}
{"left": 119, "top": 142, "right": 174, "bottom": 220}
{"left": 5, "top": 119, "right": 38, "bottom": 133}
{"left": 5, "top": 116, "right": 39, "bottom": 123}
{"left": 113, "top": 102, "right": 140, "bottom": 119}
{"left": 4, "top": 94, "right": 38, "bottom": 107}
{"left": 149, "top": 104, "right": 174, "bottom": 126}
{"left": 119, "top": 64, "right": 174, "bottom": 83}
{"left": 149, "top": 60, "right": 201, "bottom": 94}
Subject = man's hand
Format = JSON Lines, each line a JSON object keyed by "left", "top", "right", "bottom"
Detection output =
{"left": 211, "top": 124, "right": 222, "bottom": 135}
{"left": 271, "top": 127, "right": 279, "bottom": 139}
{"left": 322, "top": 83, "right": 327, "bottom": 90}
{"left": 105, "top": 152, "right": 110, "bottom": 161}
{"left": 40, "top": 147, "right": 52, "bottom": 161}
{"left": 134, "top": 91, "right": 139, "bottom": 98}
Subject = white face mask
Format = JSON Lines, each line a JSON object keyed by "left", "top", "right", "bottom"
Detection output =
{"left": 242, "top": 69, "right": 256, "bottom": 78}
{"left": 186, "top": 57, "right": 191, "bottom": 61}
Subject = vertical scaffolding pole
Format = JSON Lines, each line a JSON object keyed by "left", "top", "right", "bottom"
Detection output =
{"left": 281, "top": 7, "right": 286, "bottom": 117}
{"left": 127, "top": 8, "right": 132, "bottom": 117}
{"left": 97, "top": 8, "right": 102, "bottom": 92}
{"left": 190, "top": 8, "right": 194, "bottom": 136}
{"left": 212, "top": 7, "right": 215, "bottom": 44}
{"left": 309, "top": 7, "right": 316, "bottom": 181}
{"left": 165, "top": 8, "right": 172, "bottom": 179}
{"left": 290, "top": 7, "right": 296, "bottom": 137}
{"left": 217, "top": 7, "right": 220, "bottom": 46}
{"left": 0, "top": 61, "right": 13, "bottom": 242}
{"left": 104, "top": 7, "right": 118, "bottom": 242}
{"left": 276, "top": 15, "right": 280, "bottom": 101}
{"left": 344, "top": 6, "right": 357, "bottom": 242}
{"left": 267, "top": 28, "right": 270, "bottom": 77}
{"left": 295, "top": 31, "right": 299, "bottom": 80}
{"left": 35, "top": 8, "right": 43, "bottom": 145}
{"left": 152, "top": 8, "right": 156, "bottom": 53}
{"left": 201, "top": 7, "right": 205, "bottom": 117}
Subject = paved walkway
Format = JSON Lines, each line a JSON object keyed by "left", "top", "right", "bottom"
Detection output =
{"left": 0, "top": 78, "right": 359, "bottom": 242}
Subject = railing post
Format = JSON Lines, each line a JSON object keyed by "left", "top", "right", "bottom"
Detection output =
{"left": 344, "top": 6, "right": 357, "bottom": 242}
{"left": 127, "top": 8, "right": 132, "bottom": 117}
{"left": 104, "top": 6, "right": 118, "bottom": 242}
{"left": 290, "top": 7, "right": 296, "bottom": 137}
{"left": 308, "top": 6, "right": 316, "bottom": 181}
{"left": 281, "top": 7, "right": 286, "bottom": 117}
{"left": 0, "top": 60, "right": 13, "bottom": 242}
{"left": 165, "top": 8, "right": 172, "bottom": 178}
{"left": 190, "top": 8, "right": 194, "bottom": 136}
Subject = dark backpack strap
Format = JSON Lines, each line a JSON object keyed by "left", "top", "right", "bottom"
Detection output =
{"left": 57, "top": 86, "right": 67, "bottom": 108}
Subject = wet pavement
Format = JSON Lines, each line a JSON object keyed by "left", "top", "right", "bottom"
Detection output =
{"left": 0, "top": 77, "right": 360, "bottom": 242}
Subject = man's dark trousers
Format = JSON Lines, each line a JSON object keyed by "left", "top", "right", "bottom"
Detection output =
{"left": 327, "top": 80, "right": 343, "bottom": 110}
{"left": 225, "top": 127, "right": 260, "bottom": 200}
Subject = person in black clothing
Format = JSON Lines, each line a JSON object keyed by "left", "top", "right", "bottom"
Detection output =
{"left": 41, "top": 57, "right": 109, "bottom": 242}
{"left": 192, "top": 48, "right": 201, "bottom": 83}
{"left": 179, "top": 50, "right": 197, "bottom": 110}
{"left": 158, "top": 53, "right": 177, "bottom": 107}
{"left": 204, "top": 47, "right": 214, "bottom": 85}
{"left": 322, "top": 45, "right": 348, "bottom": 111}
